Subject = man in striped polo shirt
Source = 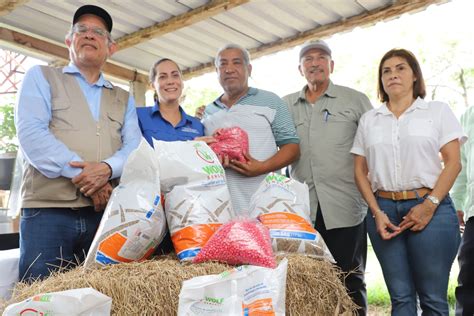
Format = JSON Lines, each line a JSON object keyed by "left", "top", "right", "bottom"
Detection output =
{"left": 202, "top": 44, "right": 300, "bottom": 215}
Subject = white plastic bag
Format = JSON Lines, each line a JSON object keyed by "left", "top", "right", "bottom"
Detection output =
{"left": 2, "top": 288, "right": 111, "bottom": 316}
{"left": 0, "top": 248, "right": 20, "bottom": 301}
{"left": 249, "top": 173, "right": 335, "bottom": 263}
{"left": 178, "top": 258, "right": 288, "bottom": 316}
{"left": 154, "top": 140, "right": 235, "bottom": 262}
{"left": 154, "top": 140, "right": 228, "bottom": 190}
{"left": 84, "top": 139, "right": 166, "bottom": 268}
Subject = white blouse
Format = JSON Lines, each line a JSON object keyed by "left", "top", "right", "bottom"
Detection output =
{"left": 351, "top": 97, "right": 467, "bottom": 192}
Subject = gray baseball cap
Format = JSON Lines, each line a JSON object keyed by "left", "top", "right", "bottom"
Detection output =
{"left": 299, "top": 40, "right": 332, "bottom": 60}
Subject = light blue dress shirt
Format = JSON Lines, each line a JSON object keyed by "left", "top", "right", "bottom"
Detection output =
{"left": 15, "top": 63, "right": 141, "bottom": 180}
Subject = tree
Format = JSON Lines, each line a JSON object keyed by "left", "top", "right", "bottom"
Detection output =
{"left": 181, "top": 87, "right": 220, "bottom": 116}
{"left": 0, "top": 100, "right": 18, "bottom": 153}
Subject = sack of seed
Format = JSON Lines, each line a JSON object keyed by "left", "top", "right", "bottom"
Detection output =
{"left": 154, "top": 140, "right": 235, "bottom": 262}
{"left": 193, "top": 218, "right": 276, "bottom": 268}
{"left": 249, "top": 173, "right": 335, "bottom": 263}
{"left": 209, "top": 126, "right": 249, "bottom": 164}
{"left": 84, "top": 139, "right": 167, "bottom": 268}
{"left": 178, "top": 258, "right": 287, "bottom": 316}
{"left": 2, "top": 288, "right": 112, "bottom": 316}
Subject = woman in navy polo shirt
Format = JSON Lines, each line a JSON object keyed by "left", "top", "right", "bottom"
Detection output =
{"left": 137, "top": 58, "right": 204, "bottom": 146}
{"left": 137, "top": 58, "right": 204, "bottom": 255}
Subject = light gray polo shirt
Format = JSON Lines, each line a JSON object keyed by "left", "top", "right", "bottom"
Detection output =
{"left": 203, "top": 87, "right": 299, "bottom": 215}
{"left": 282, "top": 81, "right": 372, "bottom": 229}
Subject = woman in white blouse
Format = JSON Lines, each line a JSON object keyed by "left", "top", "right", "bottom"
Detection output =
{"left": 351, "top": 48, "right": 465, "bottom": 315}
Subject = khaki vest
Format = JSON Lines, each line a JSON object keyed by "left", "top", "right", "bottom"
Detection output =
{"left": 21, "top": 66, "right": 128, "bottom": 208}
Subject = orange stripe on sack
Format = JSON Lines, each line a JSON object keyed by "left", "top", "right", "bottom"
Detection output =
{"left": 242, "top": 298, "right": 275, "bottom": 315}
{"left": 98, "top": 232, "right": 133, "bottom": 263}
{"left": 258, "top": 212, "right": 316, "bottom": 233}
{"left": 171, "top": 223, "right": 222, "bottom": 254}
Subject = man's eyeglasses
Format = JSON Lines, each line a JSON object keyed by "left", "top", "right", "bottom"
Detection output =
{"left": 72, "top": 24, "right": 108, "bottom": 38}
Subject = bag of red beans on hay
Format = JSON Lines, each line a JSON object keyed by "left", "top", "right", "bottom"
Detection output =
{"left": 249, "top": 172, "right": 335, "bottom": 263}
{"left": 209, "top": 126, "right": 249, "bottom": 164}
{"left": 193, "top": 218, "right": 276, "bottom": 268}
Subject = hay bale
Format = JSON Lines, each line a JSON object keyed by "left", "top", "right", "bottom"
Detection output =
{"left": 1, "top": 255, "right": 356, "bottom": 315}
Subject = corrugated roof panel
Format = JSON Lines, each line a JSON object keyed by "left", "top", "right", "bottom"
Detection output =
{"left": 0, "top": 0, "right": 444, "bottom": 81}
{"left": 178, "top": 26, "right": 230, "bottom": 52}
{"left": 350, "top": 0, "right": 390, "bottom": 11}
{"left": 178, "top": 0, "right": 209, "bottom": 8}
{"left": 0, "top": 6, "right": 69, "bottom": 44}
{"left": 192, "top": 19, "right": 261, "bottom": 48}
{"left": 111, "top": 47, "right": 156, "bottom": 73}
{"left": 213, "top": 10, "right": 277, "bottom": 44}
{"left": 24, "top": 1, "right": 75, "bottom": 24}
{"left": 98, "top": 3, "right": 161, "bottom": 33}
{"left": 163, "top": 30, "right": 220, "bottom": 57}
{"left": 245, "top": 1, "right": 312, "bottom": 33}
{"left": 155, "top": 34, "right": 211, "bottom": 62}
{"left": 293, "top": 2, "right": 340, "bottom": 25}
{"left": 316, "top": 0, "right": 367, "bottom": 17}
{"left": 135, "top": 40, "right": 203, "bottom": 67}
{"left": 142, "top": 0, "right": 190, "bottom": 16}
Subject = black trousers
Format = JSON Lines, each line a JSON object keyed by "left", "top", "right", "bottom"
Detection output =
{"left": 456, "top": 217, "right": 474, "bottom": 316}
{"left": 315, "top": 204, "right": 367, "bottom": 316}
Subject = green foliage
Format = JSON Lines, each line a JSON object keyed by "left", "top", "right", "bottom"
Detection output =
{"left": 367, "top": 281, "right": 390, "bottom": 306}
{"left": 367, "top": 278, "right": 458, "bottom": 313}
{"left": 0, "top": 102, "right": 18, "bottom": 153}
{"left": 181, "top": 87, "right": 220, "bottom": 117}
{"left": 448, "top": 278, "right": 457, "bottom": 309}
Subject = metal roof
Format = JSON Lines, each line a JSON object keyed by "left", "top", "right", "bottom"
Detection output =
{"left": 0, "top": 0, "right": 447, "bottom": 83}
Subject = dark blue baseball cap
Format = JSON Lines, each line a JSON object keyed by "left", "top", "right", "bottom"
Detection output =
{"left": 73, "top": 5, "right": 113, "bottom": 32}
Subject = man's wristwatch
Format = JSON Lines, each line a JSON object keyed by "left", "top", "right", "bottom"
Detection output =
{"left": 426, "top": 195, "right": 440, "bottom": 206}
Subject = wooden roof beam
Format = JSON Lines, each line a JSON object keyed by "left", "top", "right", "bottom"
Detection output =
{"left": 0, "top": 0, "right": 28, "bottom": 17}
{"left": 0, "top": 27, "right": 149, "bottom": 83}
{"left": 182, "top": 0, "right": 447, "bottom": 80}
{"left": 115, "top": 0, "right": 249, "bottom": 51}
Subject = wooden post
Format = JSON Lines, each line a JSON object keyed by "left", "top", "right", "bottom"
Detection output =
{"left": 130, "top": 80, "right": 148, "bottom": 108}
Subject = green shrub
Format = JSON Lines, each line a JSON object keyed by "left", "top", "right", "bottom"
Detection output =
{"left": 0, "top": 103, "right": 18, "bottom": 153}
{"left": 368, "top": 281, "right": 390, "bottom": 306}
{"left": 448, "top": 279, "right": 457, "bottom": 311}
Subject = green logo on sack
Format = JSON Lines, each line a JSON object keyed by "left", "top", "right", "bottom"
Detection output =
{"left": 202, "top": 165, "right": 225, "bottom": 176}
{"left": 265, "top": 173, "right": 291, "bottom": 184}
{"left": 194, "top": 143, "right": 215, "bottom": 164}
{"left": 205, "top": 296, "right": 224, "bottom": 305}
{"left": 31, "top": 294, "right": 52, "bottom": 302}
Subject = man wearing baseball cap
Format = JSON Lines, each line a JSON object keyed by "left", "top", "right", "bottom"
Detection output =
{"left": 283, "top": 39, "right": 372, "bottom": 315}
{"left": 16, "top": 4, "right": 141, "bottom": 280}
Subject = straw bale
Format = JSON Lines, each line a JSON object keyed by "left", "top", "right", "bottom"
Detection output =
{"left": 1, "top": 255, "right": 356, "bottom": 315}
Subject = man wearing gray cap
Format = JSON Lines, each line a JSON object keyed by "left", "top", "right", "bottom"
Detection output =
{"left": 283, "top": 39, "right": 372, "bottom": 314}
{"left": 15, "top": 4, "right": 141, "bottom": 280}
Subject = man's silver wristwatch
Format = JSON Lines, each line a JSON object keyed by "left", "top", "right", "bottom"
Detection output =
{"left": 426, "top": 195, "right": 440, "bottom": 206}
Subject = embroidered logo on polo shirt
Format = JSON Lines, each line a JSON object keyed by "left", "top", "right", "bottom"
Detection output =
{"left": 181, "top": 127, "right": 199, "bottom": 134}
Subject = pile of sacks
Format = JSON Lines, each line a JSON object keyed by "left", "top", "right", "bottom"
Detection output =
{"left": 2, "top": 139, "right": 353, "bottom": 315}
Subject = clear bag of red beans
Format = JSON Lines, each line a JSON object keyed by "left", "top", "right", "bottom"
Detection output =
{"left": 193, "top": 217, "right": 276, "bottom": 268}
{"left": 209, "top": 126, "right": 249, "bottom": 164}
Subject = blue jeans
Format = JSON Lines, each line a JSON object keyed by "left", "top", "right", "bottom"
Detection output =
{"left": 367, "top": 194, "right": 460, "bottom": 316}
{"left": 456, "top": 217, "right": 474, "bottom": 316}
{"left": 19, "top": 207, "right": 103, "bottom": 281}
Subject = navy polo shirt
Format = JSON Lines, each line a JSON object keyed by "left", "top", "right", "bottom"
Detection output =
{"left": 137, "top": 103, "right": 204, "bottom": 147}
